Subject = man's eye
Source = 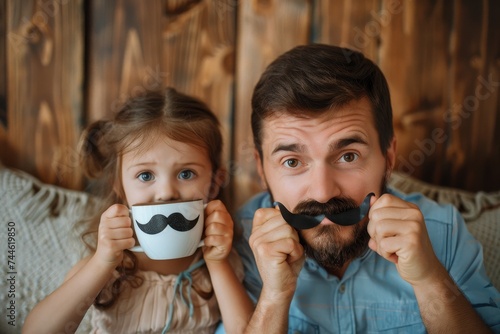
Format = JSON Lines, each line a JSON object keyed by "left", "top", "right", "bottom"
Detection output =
{"left": 138, "top": 172, "right": 154, "bottom": 182}
{"left": 284, "top": 159, "right": 300, "bottom": 168}
{"left": 339, "top": 153, "right": 359, "bottom": 163}
{"left": 179, "top": 170, "right": 195, "bottom": 180}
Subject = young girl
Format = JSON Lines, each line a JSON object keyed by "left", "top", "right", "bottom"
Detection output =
{"left": 23, "top": 88, "right": 253, "bottom": 333}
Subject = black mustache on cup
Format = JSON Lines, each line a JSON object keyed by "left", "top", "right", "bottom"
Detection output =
{"left": 135, "top": 213, "right": 200, "bottom": 235}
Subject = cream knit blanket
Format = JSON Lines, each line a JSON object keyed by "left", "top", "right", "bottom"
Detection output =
{"left": 0, "top": 167, "right": 93, "bottom": 333}
{"left": 0, "top": 166, "right": 499, "bottom": 333}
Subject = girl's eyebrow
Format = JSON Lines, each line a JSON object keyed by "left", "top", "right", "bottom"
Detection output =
{"left": 126, "top": 161, "right": 156, "bottom": 170}
{"left": 126, "top": 161, "right": 208, "bottom": 171}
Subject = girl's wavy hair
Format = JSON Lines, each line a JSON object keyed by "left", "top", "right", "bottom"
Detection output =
{"left": 77, "top": 87, "right": 223, "bottom": 308}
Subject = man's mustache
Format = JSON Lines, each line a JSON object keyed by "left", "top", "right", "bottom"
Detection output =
{"left": 275, "top": 194, "right": 374, "bottom": 229}
{"left": 135, "top": 213, "right": 200, "bottom": 235}
{"left": 294, "top": 197, "right": 358, "bottom": 217}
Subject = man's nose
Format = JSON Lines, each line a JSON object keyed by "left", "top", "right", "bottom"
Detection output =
{"left": 307, "top": 164, "right": 341, "bottom": 203}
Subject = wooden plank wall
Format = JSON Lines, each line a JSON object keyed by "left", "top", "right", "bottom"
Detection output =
{"left": 2, "top": 0, "right": 84, "bottom": 189}
{"left": 0, "top": 1, "right": 6, "bottom": 147}
{"left": 86, "top": 0, "right": 236, "bottom": 196}
{"left": 1, "top": 0, "right": 499, "bottom": 212}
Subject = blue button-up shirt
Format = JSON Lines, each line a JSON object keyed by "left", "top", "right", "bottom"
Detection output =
{"left": 218, "top": 189, "right": 500, "bottom": 333}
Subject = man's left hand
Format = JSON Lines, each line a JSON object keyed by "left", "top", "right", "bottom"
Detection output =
{"left": 367, "top": 193, "right": 444, "bottom": 286}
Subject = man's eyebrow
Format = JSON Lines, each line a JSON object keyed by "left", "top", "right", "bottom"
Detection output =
{"left": 271, "top": 143, "right": 305, "bottom": 155}
{"left": 331, "top": 135, "right": 368, "bottom": 150}
{"left": 271, "top": 135, "right": 368, "bottom": 155}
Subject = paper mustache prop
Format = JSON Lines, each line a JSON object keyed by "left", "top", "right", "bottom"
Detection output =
{"left": 135, "top": 213, "right": 200, "bottom": 235}
{"left": 276, "top": 193, "right": 374, "bottom": 230}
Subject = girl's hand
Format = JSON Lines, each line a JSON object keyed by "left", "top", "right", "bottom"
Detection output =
{"left": 94, "top": 204, "right": 136, "bottom": 268}
{"left": 202, "top": 200, "right": 233, "bottom": 263}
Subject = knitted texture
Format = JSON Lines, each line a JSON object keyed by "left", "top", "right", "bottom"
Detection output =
{"left": 389, "top": 172, "right": 500, "bottom": 288}
{"left": 0, "top": 166, "right": 94, "bottom": 333}
{"left": 0, "top": 166, "right": 499, "bottom": 333}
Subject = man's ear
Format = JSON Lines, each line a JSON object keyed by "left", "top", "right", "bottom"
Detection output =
{"left": 385, "top": 136, "right": 397, "bottom": 178}
{"left": 254, "top": 149, "right": 267, "bottom": 190}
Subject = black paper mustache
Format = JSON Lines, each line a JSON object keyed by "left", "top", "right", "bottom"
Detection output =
{"left": 135, "top": 213, "right": 200, "bottom": 235}
{"left": 276, "top": 193, "right": 374, "bottom": 229}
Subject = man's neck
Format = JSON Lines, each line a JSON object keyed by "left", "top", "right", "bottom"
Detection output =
{"left": 324, "top": 260, "right": 351, "bottom": 279}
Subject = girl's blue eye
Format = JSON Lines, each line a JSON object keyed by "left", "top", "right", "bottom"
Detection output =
{"left": 178, "top": 170, "right": 195, "bottom": 180}
{"left": 138, "top": 172, "right": 154, "bottom": 182}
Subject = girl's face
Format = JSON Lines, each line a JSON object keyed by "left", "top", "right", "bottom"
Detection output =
{"left": 121, "top": 136, "right": 216, "bottom": 206}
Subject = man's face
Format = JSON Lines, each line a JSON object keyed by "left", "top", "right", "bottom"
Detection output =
{"left": 256, "top": 98, "right": 396, "bottom": 272}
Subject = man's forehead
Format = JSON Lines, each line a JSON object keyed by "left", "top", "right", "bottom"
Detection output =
{"left": 267, "top": 134, "right": 369, "bottom": 156}
{"left": 261, "top": 112, "right": 371, "bottom": 147}
{"left": 260, "top": 112, "right": 318, "bottom": 135}
{"left": 261, "top": 98, "right": 374, "bottom": 125}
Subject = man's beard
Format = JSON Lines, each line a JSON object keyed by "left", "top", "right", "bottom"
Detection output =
{"left": 299, "top": 222, "right": 371, "bottom": 274}
{"left": 269, "top": 174, "right": 388, "bottom": 274}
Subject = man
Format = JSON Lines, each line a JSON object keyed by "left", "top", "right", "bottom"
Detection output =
{"left": 234, "top": 44, "right": 500, "bottom": 333}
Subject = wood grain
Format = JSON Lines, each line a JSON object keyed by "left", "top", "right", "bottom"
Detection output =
{"left": 5, "top": 0, "right": 83, "bottom": 189}
{"left": 447, "top": 0, "right": 500, "bottom": 191}
{"left": 379, "top": 0, "right": 453, "bottom": 186}
{"left": 232, "top": 0, "right": 311, "bottom": 209}
{"left": 313, "top": 0, "right": 381, "bottom": 60}
{"left": 0, "top": 0, "right": 7, "bottom": 159}
{"left": 86, "top": 0, "right": 163, "bottom": 122}
{"left": 161, "top": 0, "right": 237, "bottom": 206}
{"left": 2, "top": 0, "right": 500, "bottom": 198}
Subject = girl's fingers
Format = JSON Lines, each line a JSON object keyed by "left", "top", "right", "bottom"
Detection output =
{"left": 103, "top": 203, "right": 131, "bottom": 218}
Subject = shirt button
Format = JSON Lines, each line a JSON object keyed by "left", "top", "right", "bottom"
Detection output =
{"left": 339, "top": 284, "right": 346, "bottom": 293}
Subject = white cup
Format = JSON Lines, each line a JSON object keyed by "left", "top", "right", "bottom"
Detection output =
{"left": 129, "top": 199, "right": 205, "bottom": 260}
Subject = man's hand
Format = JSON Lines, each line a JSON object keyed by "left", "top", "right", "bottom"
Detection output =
{"left": 249, "top": 207, "right": 305, "bottom": 302}
{"left": 367, "top": 194, "right": 444, "bottom": 285}
{"left": 367, "top": 194, "right": 492, "bottom": 332}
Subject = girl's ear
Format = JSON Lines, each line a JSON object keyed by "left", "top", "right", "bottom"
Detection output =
{"left": 112, "top": 156, "right": 130, "bottom": 206}
{"left": 208, "top": 167, "right": 227, "bottom": 200}
{"left": 113, "top": 170, "right": 127, "bottom": 205}
{"left": 113, "top": 181, "right": 126, "bottom": 204}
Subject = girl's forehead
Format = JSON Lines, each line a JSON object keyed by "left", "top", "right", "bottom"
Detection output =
{"left": 122, "top": 134, "right": 175, "bottom": 159}
{"left": 122, "top": 135, "right": 211, "bottom": 166}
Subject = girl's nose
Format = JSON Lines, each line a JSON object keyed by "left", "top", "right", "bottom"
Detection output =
{"left": 155, "top": 181, "right": 180, "bottom": 202}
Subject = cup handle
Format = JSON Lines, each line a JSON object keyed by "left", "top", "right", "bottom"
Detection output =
{"left": 197, "top": 203, "right": 208, "bottom": 248}
{"left": 129, "top": 245, "right": 144, "bottom": 252}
